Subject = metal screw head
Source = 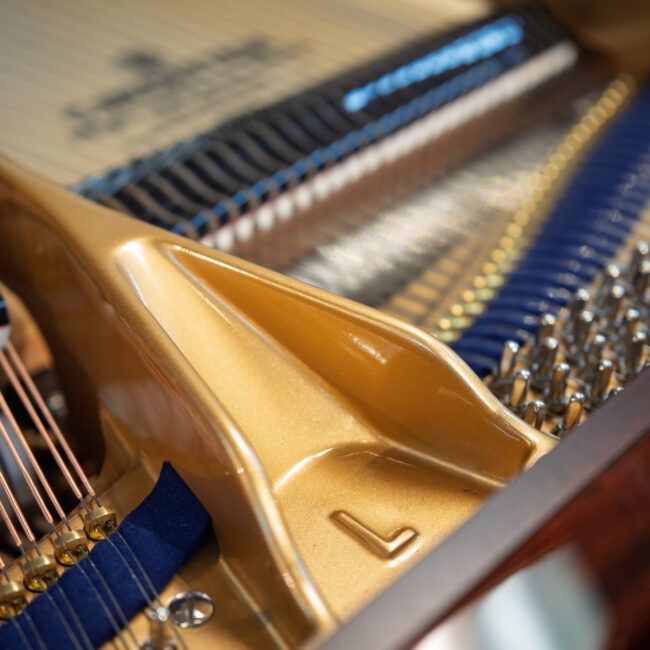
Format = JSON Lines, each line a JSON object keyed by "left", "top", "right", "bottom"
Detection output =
{"left": 168, "top": 592, "right": 214, "bottom": 629}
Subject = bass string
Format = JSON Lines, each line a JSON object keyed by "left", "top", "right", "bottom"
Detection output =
{"left": 4, "top": 342, "right": 177, "bottom": 646}
{"left": 4, "top": 343, "right": 99, "bottom": 505}
{"left": 2, "top": 335, "right": 182, "bottom": 647}
{"left": 0, "top": 478, "right": 88, "bottom": 650}
{"left": 0, "top": 347, "right": 143, "bottom": 647}
{"left": 0, "top": 347, "right": 85, "bottom": 504}
{"left": 0, "top": 398, "right": 64, "bottom": 533}
{"left": 3, "top": 306, "right": 197, "bottom": 648}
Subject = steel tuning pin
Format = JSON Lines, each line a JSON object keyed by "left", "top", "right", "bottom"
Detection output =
{"left": 547, "top": 362, "right": 570, "bottom": 413}
{"left": 568, "top": 288, "right": 590, "bottom": 333}
{"left": 624, "top": 330, "right": 648, "bottom": 380}
{"left": 622, "top": 307, "right": 641, "bottom": 339}
{"left": 586, "top": 333, "right": 607, "bottom": 372}
{"left": 536, "top": 313, "right": 557, "bottom": 343}
{"left": 598, "top": 264, "right": 621, "bottom": 303}
{"left": 497, "top": 340, "right": 520, "bottom": 383}
{"left": 531, "top": 336, "right": 558, "bottom": 388}
{"left": 571, "top": 309, "right": 594, "bottom": 361}
{"left": 590, "top": 358, "right": 614, "bottom": 406}
{"left": 523, "top": 399, "right": 546, "bottom": 429}
{"left": 632, "top": 258, "right": 649, "bottom": 304}
{"left": 509, "top": 369, "right": 531, "bottom": 414}
{"left": 602, "top": 283, "right": 626, "bottom": 325}
{"left": 607, "top": 385, "right": 624, "bottom": 400}
{"left": 560, "top": 391, "right": 586, "bottom": 433}
{"left": 626, "top": 241, "right": 649, "bottom": 283}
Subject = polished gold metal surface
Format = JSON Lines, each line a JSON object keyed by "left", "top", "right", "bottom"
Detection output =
{"left": 0, "top": 156, "right": 557, "bottom": 647}
{"left": 21, "top": 554, "right": 59, "bottom": 593}
{"left": 0, "top": 579, "right": 26, "bottom": 620}
{"left": 83, "top": 507, "right": 118, "bottom": 541}
{"left": 52, "top": 529, "right": 90, "bottom": 566}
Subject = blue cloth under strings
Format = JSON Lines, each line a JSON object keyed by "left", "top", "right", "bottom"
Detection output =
{"left": 0, "top": 462, "right": 211, "bottom": 649}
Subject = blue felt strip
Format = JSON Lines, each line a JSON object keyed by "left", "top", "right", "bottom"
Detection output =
{"left": 453, "top": 84, "right": 650, "bottom": 376}
{"left": 0, "top": 463, "right": 210, "bottom": 649}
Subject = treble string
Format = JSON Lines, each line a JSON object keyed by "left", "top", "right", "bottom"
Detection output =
{"left": 103, "top": 533, "right": 187, "bottom": 650}
{"left": 18, "top": 608, "right": 46, "bottom": 650}
{"left": 50, "top": 584, "right": 94, "bottom": 650}
{"left": 12, "top": 611, "right": 37, "bottom": 650}
{"left": 78, "top": 557, "right": 136, "bottom": 649}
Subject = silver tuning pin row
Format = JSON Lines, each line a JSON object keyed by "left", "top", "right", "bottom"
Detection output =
{"left": 589, "top": 358, "right": 614, "bottom": 406}
{"left": 531, "top": 336, "right": 558, "bottom": 388}
{"left": 547, "top": 362, "right": 570, "bottom": 413}
{"left": 491, "top": 340, "right": 520, "bottom": 397}
{"left": 487, "top": 240, "right": 649, "bottom": 435}
{"left": 628, "top": 241, "right": 649, "bottom": 283}
{"left": 508, "top": 368, "right": 530, "bottom": 414}
{"left": 557, "top": 391, "right": 585, "bottom": 435}
{"left": 632, "top": 259, "right": 649, "bottom": 303}
{"left": 523, "top": 399, "right": 546, "bottom": 428}
{"left": 536, "top": 313, "right": 556, "bottom": 343}
{"left": 623, "top": 330, "right": 648, "bottom": 380}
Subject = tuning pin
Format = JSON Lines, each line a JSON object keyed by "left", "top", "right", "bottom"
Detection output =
{"left": 586, "top": 333, "right": 607, "bottom": 371}
{"left": 531, "top": 337, "right": 559, "bottom": 387}
{"left": 509, "top": 369, "right": 531, "bottom": 413}
{"left": 497, "top": 340, "right": 520, "bottom": 381}
{"left": 624, "top": 330, "right": 648, "bottom": 380}
{"left": 568, "top": 288, "right": 590, "bottom": 330}
{"left": 536, "top": 313, "right": 557, "bottom": 343}
{"left": 598, "top": 264, "right": 621, "bottom": 301}
{"left": 622, "top": 308, "right": 641, "bottom": 338}
{"left": 607, "top": 385, "right": 624, "bottom": 400}
{"left": 602, "top": 283, "right": 626, "bottom": 325}
{"left": 626, "top": 241, "right": 649, "bottom": 283}
{"left": 632, "top": 259, "right": 649, "bottom": 304}
{"left": 547, "top": 362, "right": 570, "bottom": 413}
{"left": 523, "top": 399, "right": 546, "bottom": 429}
{"left": 571, "top": 309, "right": 594, "bottom": 358}
{"left": 560, "top": 391, "right": 585, "bottom": 433}
{"left": 590, "top": 358, "right": 614, "bottom": 406}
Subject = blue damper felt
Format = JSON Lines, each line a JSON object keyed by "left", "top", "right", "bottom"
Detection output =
{"left": 0, "top": 462, "right": 211, "bottom": 649}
